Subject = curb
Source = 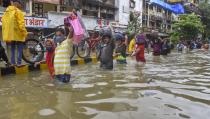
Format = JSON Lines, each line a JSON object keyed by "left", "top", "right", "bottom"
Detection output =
{"left": 0, "top": 57, "right": 98, "bottom": 76}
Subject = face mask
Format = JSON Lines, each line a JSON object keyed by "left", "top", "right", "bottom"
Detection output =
{"left": 46, "top": 47, "right": 54, "bottom": 52}
{"left": 54, "top": 36, "right": 65, "bottom": 43}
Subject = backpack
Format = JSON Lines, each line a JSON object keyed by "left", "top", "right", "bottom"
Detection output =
{"left": 135, "top": 34, "right": 145, "bottom": 44}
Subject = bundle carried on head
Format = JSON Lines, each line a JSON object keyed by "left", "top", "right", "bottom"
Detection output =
{"left": 135, "top": 33, "right": 145, "bottom": 44}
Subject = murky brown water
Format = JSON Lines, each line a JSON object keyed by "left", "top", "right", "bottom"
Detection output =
{"left": 0, "top": 50, "right": 210, "bottom": 119}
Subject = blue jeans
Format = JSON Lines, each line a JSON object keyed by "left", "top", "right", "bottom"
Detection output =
{"left": 55, "top": 74, "right": 71, "bottom": 83}
{"left": 11, "top": 41, "right": 24, "bottom": 65}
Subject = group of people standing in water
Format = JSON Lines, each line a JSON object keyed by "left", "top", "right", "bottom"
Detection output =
{"left": 0, "top": 0, "right": 208, "bottom": 84}
{"left": 98, "top": 30, "right": 173, "bottom": 70}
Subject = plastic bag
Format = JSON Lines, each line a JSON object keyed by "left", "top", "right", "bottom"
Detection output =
{"left": 69, "top": 18, "right": 84, "bottom": 44}
{"left": 64, "top": 12, "right": 85, "bottom": 44}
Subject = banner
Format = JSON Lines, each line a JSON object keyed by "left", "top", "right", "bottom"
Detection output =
{"left": 0, "top": 15, "right": 48, "bottom": 28}
{"left": 34, "top": 0, "right": 60, "bottom": 4}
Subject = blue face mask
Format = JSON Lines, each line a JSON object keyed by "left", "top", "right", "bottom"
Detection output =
{"left": 54, "top": 36, "right": 65, "bottom": 44}
{"left": 46, "top": 47, "right": 54, "bottom": 52}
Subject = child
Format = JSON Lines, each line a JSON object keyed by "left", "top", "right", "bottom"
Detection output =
{"left": 114, "top": 33, "right": 127, "bottom": 64}
{"left": 53, "top": 28, "right": 65, "bottom": 46}
{"left": 131, "top": 34, "right": 146, "bottom": 63}
{"left": 45, "top": 39, "right": 56, "bottom": 79}
{"left": 34, "top": 39, "right": 55, "bottom": 79}
{"left": 0, "top": 42, "right": 10, "bottom": 67}
{"left": 99, "top": 28, "right": 115, "bottom": 70}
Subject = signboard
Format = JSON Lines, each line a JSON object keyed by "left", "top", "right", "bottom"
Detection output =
{"left": 0, "top": 15, "right": 48, "bottom": 28}
{"left": 34, "top": 0, "right": 60, "bottom": 4}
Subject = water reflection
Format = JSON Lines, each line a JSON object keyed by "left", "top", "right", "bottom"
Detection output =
{"left": 0, "top": 51, "right": 210, "bottom": 119}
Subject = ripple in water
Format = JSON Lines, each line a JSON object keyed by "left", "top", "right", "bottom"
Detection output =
{"left": 38, "top": 108, "right": 56, "bottom": 116}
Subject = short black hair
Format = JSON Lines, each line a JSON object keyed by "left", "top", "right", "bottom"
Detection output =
{"left": 12, "top": 0, "right": 23, "bottom": 6}
{"left": 56, "top": 28, "right": 65, "bottom": 35}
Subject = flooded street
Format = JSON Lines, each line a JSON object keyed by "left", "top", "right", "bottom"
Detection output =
{"left": 0, "top": 51, "right": 210, "bottom": 119}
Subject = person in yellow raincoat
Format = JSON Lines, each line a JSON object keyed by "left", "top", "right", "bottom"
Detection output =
{"left": 128, "top": 38, "right": 136, "bottom": 54}
{"left": 2, "top": 0, "right": 28, "bottom": 66}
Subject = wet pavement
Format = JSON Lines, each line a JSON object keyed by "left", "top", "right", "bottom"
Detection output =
{"left": 0, "top": 50, "right": 210, "bottom": 119}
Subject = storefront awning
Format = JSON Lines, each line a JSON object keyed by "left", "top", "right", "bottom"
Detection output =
{"left": 34, "top": 0, "right": 60, "bottom": 5}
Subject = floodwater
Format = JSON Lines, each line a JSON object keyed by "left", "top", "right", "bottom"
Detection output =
{"left": 0, "top": 50, "right": 210, "bottom": 119}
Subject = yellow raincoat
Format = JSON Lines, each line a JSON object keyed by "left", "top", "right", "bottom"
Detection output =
{"left": 128, "top": 38, "right": 135, "bottom": 53}
{"left": 2, "top": 6, "right": 28, "bottom": 42}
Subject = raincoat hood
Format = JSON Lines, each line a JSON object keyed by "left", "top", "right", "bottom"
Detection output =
{"left": 6, "top": 6, "right": 16, "bottom": 11}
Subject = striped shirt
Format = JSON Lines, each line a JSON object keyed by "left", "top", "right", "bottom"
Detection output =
{"left": 54, "top": 38, "right": 73, "bottom": 75}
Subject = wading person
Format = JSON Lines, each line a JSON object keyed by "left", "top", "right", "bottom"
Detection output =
{"left": 114, "top": 33, "right": 127, "bottom": 64}
{"left": 54, "top": 25, "right": 73, "bottom": 83}
{"left": 131, "top": 34, "right": 146, "bottom": 63}
{"left": 128, "top": 33, "right": 136, "bottom": 54}
{"left": 161, "top": 39, "right": 170, "bottom": 56}
{"left": 54, "top": 11, "right": 85, "bottom": 83}
{"left": 99, "top": 28, "right": 115, "bottom": 70}
{"left": 2, "top": 0, "right": 28, "bottom": 66}
{"left": 152, "top": 38, "right": 161, "bottom": 56}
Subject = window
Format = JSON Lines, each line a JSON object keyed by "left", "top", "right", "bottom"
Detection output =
{"left": 157, "top": 7, "right": 161, "bottom": 12}
{"left": 60, "top": 6, "right": 66, "bottom": 12}
{"left": 82, "top": 9, "right": 98, "bottom": 17}
{"left": 143, "top": 20, "right": 147, "bottom": 27}
{"left": 130, "top": 0, "right": 135, "bottom": 8}
{"left": 149, "top": 5, "right": 153, "bottom": 10}
{"left": 33, "top": 3, "right": 44, "bottom": 17}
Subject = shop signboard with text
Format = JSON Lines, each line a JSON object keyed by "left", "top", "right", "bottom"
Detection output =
{"left": 0, "top": 15, "right": 48, "bottom": 28}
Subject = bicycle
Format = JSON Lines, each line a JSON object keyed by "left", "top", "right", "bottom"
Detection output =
{"left": 75, "top": 26, "right": 102, "bottom": 59}
{"left": 22, "top": 25, "right": 102, "bottom": 64}
{"left": 22, "top": 25, "right": 65, "bottom": 64}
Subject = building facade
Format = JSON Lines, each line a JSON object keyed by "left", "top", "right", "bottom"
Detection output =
{"left": 142, "top": 0, "right": 175, "bottom": 33}
{"left": 0, "top": 0, "right": 180, "bottom": 33}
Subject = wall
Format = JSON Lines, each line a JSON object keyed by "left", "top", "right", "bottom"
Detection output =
{"left": 117, "top": 0, "right": 130, "bottom": 25}
{"left": 134, "top": 0, "right": 143, "bottom": 12}
{"left": 48, "top": 11, "right": 69, "bottom": 28}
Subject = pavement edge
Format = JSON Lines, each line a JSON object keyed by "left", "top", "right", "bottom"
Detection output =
{"left": 0, "top": 57, "right": 98, "bottom": 77}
